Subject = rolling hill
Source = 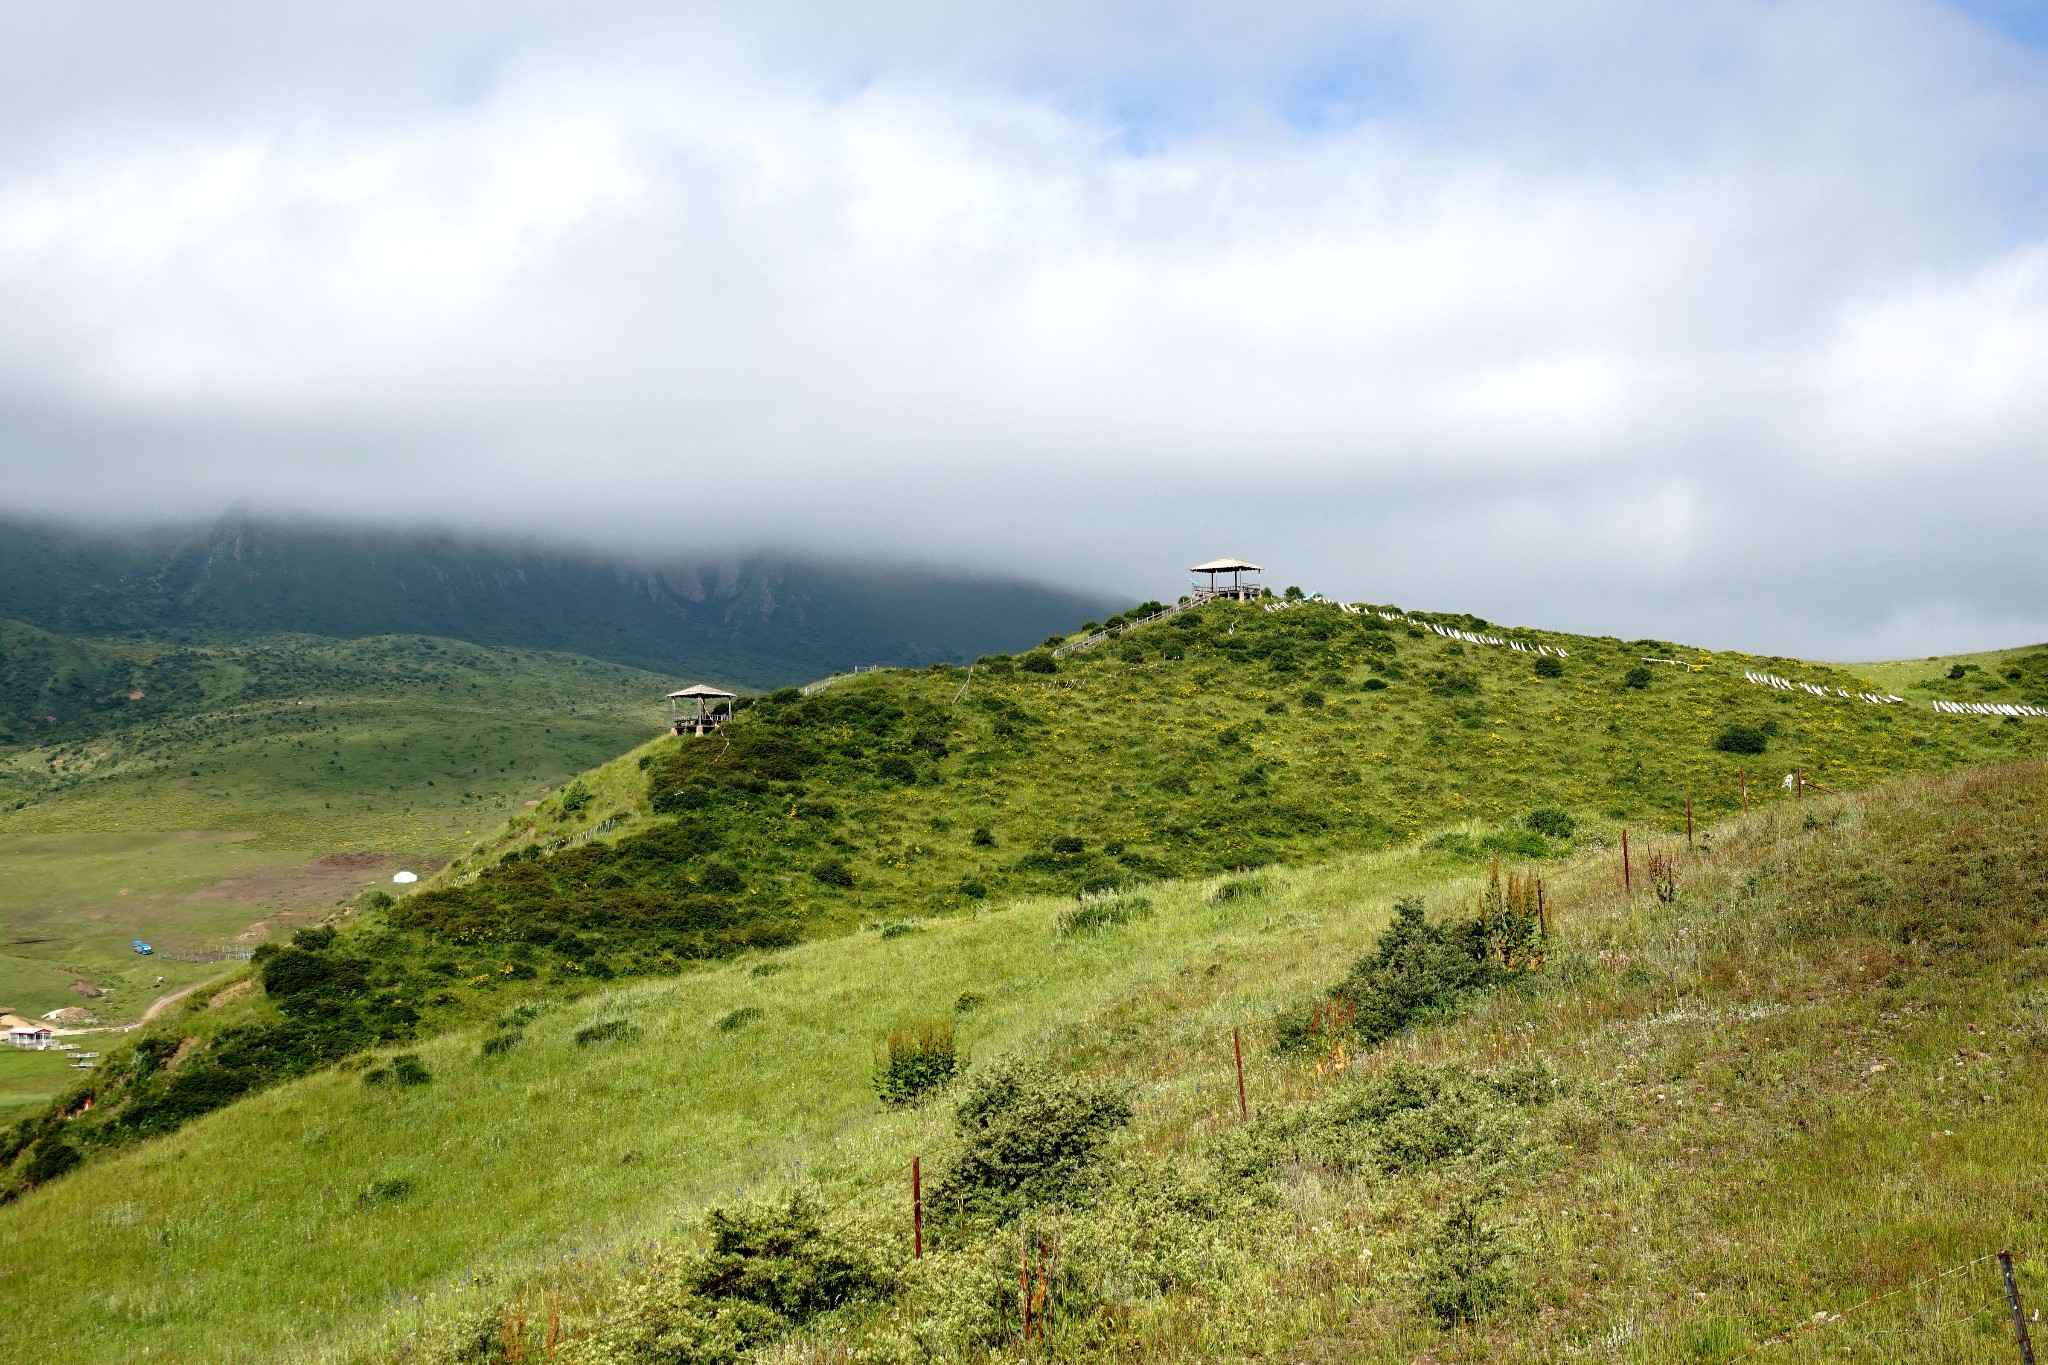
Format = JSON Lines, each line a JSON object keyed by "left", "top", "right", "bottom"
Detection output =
{"left": 2, "top": 593, "right": 2045, "bottom": 1362}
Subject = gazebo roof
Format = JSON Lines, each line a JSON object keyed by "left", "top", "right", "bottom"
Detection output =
{"left": 1190, "top": 557, "right": 1262, "bottom": 573}
{"left": 667, "top": 684, "right": 738, "bottom": 699}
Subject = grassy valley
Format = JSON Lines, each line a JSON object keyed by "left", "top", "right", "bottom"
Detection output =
{"left": 0, "top": 626, "right": 675, "bottom": 1123}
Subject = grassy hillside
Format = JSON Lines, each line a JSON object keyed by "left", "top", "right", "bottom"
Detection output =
{"left": 2, "top": 753, "right": 2044, "bottom": 1363}
{"left": 432, "top": 596, "right": 2046, "bottom": 934}
{"left": 0, "top": 513, "right": 1120, "bottom": 688}
{"left": 11, "top": 598, "right": 2045, "bottom": 1198}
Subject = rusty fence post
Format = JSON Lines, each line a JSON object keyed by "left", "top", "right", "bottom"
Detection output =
{"left": 2002, "top": 1250, "right": 2036, "bottom": 1365}
{"left": 1621, "top": 829, "right": 1632, "bottom": 893}
{"left": 912, "top": 1156, "right": 922, "bottom": 1261}
{"left": 1233, "top": 1026, "right": 1248, "bottom": 1122}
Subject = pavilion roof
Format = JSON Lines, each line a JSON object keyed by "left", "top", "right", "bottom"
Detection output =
{"left": 1190, "top": 557, "right": 1262, "bottom": 573}
{"left": 667, "top": 684, "right": 738, "bottom": 699}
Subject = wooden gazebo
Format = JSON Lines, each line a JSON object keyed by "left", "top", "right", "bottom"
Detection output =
{"left": 667, "top": 684, "right": 737, "bottom": 737}
{"left": 1190, "top": 557, "right": 1264, "bottom": 602}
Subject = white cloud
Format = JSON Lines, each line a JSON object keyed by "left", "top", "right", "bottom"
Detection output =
{"left": 1, "top": 1, "right": 2047, "bottom": 657}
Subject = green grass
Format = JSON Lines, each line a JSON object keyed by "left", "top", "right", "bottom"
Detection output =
{"left": 7, "top": 598, "right": 2048, "bottom": 1361}
{"left": 4, "top": 758, "right": 2048, "bottom": 1363}
{"left": 431, "top": 597, "right": 2047, "bottom": 939}
{"left": 0, "top": 1048, "right": 79, "bottom": 1124}
{"left": 0, "top": 630, "right": 675, "bottom": 1021}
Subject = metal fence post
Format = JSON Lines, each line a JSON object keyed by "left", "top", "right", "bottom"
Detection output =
{"left": 2002, "top": 1250, "right": 2036, "bottom": 1364}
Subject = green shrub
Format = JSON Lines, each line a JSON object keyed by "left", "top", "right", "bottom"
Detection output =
{"left": 1362, "top": 677, "right": 1388, "bottom": 691}
{"left": 970, "top": 826, "right": 995, "bottom": 846}
{"left": 390, "top": 1054, "right": 431, "bottom": 1086}
{"left": 687, "top": 1192, "right": 891, "bottom": 1319}
{"left": 356, "top": 1176, "right": 414, "bottom": 1209}
{"left": 21, "top": 1137, "right": 80, "bottom": 1186}
{"left": 1210, "top": 872, "right": 1273, "bottom": 904}
{"left": 716, "top": 1006, "right": 763, "bottom": 1032}
{"left": 1624, "top": 665, "right": 1654, "bottom": 689}
{"left": 1427, "top": 668, "right": 1479, "bottom": 697}
{"left": 809, "top": 856, "right": 854, "bottom": 888}
{"left": 480, "top": 1031, "right": 521, "bottom": 1057}
{"left": 873, "top": 1019, "right": 960, "bottom": 1106}
{"left": 1050, "top": 835, "right": 1085, "bottom": 855}
{"left": 878, "top": 921, "right": 918, "bottom": 939}
{"left": 1417, "top": 1193, "right": 1513, "bottom": 1325}
{"left": 1058, "top": 893, "right": 1152, "bottom": 935}
{"left": 795, "top": 798, "right": 838, "bottom": 821}
{"left": 1278, "top": 898, "right": 1503, "bottom": 1053}
{"left": 1713, "top": 723, "right": 1769, "bottom": 754}
{"left": 1298, "top": 690, "right": 1325, "bottom": 707}
{"left": 1223, "top": 1061, "right": 1552, "bottom": 1181}
{"left": 927, "top": 1060, "right": 1133, "bottom": 1233}
{"left": 576, "top": 1019, "right": 638, "bottom": 1047}
{"left": 1533, "top": 655, "right": 1563, "bottom": 679}
{"left": 571, "top": 1194, "right": 888, "bottom": 1365}
{"left": 1523, "top": 807, "right": 1575, "bottom": 839}
{"left": 559, "top": 782, "right": 592, "bottom": 814}
{"left": 958, "top": 879, "right": 988, "bottom": 899}
{"left": 1021, "top": 651, "right": 1058, "bottom": 674}
{"left": 698, "top": 859, "right": 743, "bottom": 892}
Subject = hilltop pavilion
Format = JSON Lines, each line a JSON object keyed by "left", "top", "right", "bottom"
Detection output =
{"left": 1190, "top": 557, "right": 1264, "bottom": 602}
{"left": 667, "top": 684, "right": 736, "bottom": 737}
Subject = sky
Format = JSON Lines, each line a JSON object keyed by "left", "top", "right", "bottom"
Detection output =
{"left": 2, "top": 1, "right": 2046, "bottom": 660}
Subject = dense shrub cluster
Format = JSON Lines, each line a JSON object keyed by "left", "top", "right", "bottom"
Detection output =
{"left": 927, "top": 1060, "right": 1134, "bottom": 1237}
{"left": 1276, "top": 896, "right": 1529, "bottom": 1054}
{"left": 486, "top": 1193, "right": 890, "bottom": 1365}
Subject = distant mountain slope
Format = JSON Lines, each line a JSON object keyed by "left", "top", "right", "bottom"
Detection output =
{"left": 0, "top": 514, "right": 1122, "bottom": 688}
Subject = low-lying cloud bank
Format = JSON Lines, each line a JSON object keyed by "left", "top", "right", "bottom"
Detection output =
{"left": 2, "top": 1, "right": 2046, "bottom": 658}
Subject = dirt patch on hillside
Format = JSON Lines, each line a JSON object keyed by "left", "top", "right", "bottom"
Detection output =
{"left": 176, "top": 852, "right": 443, "bottom": 946}
{"left": 179, "top": 856, "right": 406, "bottom": 915}
{"left": 174, "top": 830, "right": 260, "bottom": 844}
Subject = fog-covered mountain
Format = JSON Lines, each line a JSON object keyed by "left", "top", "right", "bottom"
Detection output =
{"left": 0, "top": 514, "right": 1123, "bottom": 689}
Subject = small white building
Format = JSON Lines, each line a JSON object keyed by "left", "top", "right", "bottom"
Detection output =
{"left": 2, "top": 1014, "right": 54, "bottom": 1050}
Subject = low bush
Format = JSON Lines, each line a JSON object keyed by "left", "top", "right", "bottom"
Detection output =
{"left": 1623, "top": 665, "right": 1654, "bottom": 689}
{"left": 1021, "top": 651, "right": 1058, "bottom": 674}
{"left": 926, "top": 1060, "right": 1133, "bottom": 1235}
{"left": 1713, "top": 723, "right": 1770, "bottom": 754}
{"left": 1523, "top": 807, "right": 1575, "bottom": 839}
{"left": 1427, "top": 668, "right": 1480, "bottom": 697}
{"left": 1058, "top": 894, "right": 1152, "bottom": 936}
{"left": 873, "top": 1019, "right": 960, "bottom": 1106}
{"left": 1276, "top": 897, "right": 1508, "bottom": 1053}
{"left": 1222, "top": 1061, "right": 1554, "bottom": 1181}
{"left": 716, "top": 1007, "right": 763, "bottom": 1032}
{"left": 1418, "top": 1192, "right": 1514, "bottom": 1325}
{"left": 809, "top": 856, "right": 854, "bottom": 888}
{"left": 1533, "top": 655, "right": 1563, "bottom": 678}
{"left": 563, "top": 1193, "right": 890, "bottom": 1365}
{"left": 576, "top": 1019, "right": 638, "bottom": 1047}
{"left": 1210, "top": 872, "right": 1272, "bottom": 904}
